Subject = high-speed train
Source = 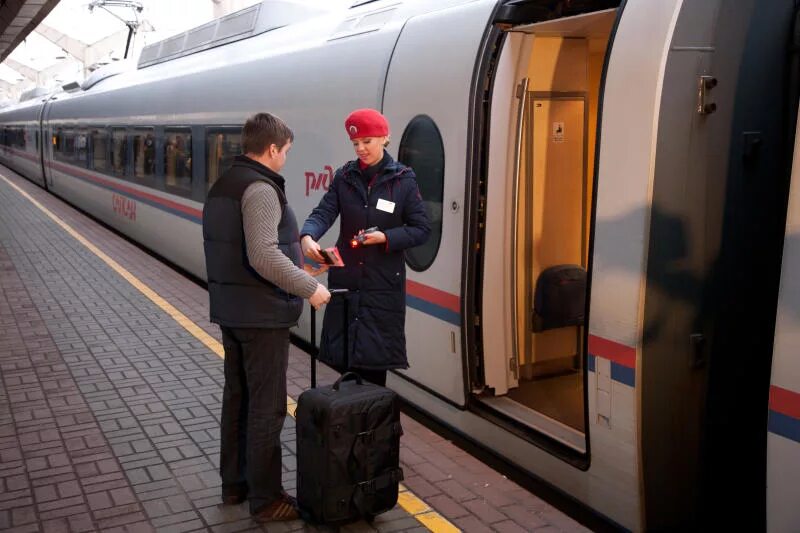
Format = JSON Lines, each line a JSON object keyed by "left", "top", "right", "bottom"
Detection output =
{"left": 0, "top": 0, "right": 798, "bottom": 530}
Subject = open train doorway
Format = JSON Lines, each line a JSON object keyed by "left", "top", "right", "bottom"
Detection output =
{"left": 476, "top": 7, "right": 618, "bottom": 454}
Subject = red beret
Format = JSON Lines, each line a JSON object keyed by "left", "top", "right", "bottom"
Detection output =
{"left": 345, "top": 108, "right": 389, "bottom": 140}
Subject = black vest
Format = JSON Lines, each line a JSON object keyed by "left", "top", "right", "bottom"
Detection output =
{"left": 203, "top": 159, "right": 303, "bottom": 328}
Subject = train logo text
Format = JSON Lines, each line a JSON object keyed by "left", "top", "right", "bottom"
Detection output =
{"left": 112, "top": 194, "right": 136, "bottom": 221}
{"left": 305, "top": 166, "right": 333, "bottom": 196}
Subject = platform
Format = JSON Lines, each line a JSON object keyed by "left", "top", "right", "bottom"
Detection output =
{"left": 0, "top": 167, "right": 591, "bottom": 533}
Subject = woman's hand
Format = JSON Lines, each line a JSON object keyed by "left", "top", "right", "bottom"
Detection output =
{"left": 303, "top": 263, "right": 329, "bottom": 277}
{"left": 301, "top": 235, "right": 325, "bottom": 263}
{"left": 360, "top": 230, "right": 387, "bottom": 246}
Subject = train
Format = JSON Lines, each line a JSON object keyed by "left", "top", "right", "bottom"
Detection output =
{"left": 0, "top": 0, "right": 798, "bottom": 530}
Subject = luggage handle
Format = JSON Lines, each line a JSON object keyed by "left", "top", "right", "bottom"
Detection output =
{"left": 310, "top": 288, "right": 350, "bottom": 389}
{"left": 332, "top": 371, "right": 363, "bottom": 390}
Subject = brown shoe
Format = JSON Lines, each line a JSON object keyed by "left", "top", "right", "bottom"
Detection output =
{"left": 252, "top": 494, "right": 299, "bottom": 523}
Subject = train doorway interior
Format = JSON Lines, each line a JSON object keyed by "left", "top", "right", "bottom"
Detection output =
{"left": 477, "top": 8, "right": 616, "bottom": 454}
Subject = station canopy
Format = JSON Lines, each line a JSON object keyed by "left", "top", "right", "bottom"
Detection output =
{"left": 0, "top": 0, "right": 61, "bottom": 63}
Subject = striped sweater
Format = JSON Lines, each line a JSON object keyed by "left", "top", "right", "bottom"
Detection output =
{"left": 241, "top": 182, "right": 318, "bottom": 299}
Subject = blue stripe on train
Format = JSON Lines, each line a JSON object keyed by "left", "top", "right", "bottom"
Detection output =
{"left": 405, "top": 294, "right": 460, "bottom": 326}
{"left": 587, "top": 354, "right": 636, "bottom": 387}
{"left": 768, "top": 410, "right": 800, "bottom": 443}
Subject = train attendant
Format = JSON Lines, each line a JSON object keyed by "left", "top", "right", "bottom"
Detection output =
{"left": 300, "top": 108, "right": 431, "bottom": 386}
{"left": 202, "top": 113, "right": 330, "bottom": 522}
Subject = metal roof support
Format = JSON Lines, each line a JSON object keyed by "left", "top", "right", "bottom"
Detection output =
{"left": 34, "top": 23, "right": 89, "bottom": 62}
{"left": 0, "top": 79, "right": 22, "bottom": 100}
{"left": 84, "top": 29, "right": 130, "bottom": 66}
{"left": 3, "top": 57, "right": 41, "bottom": 84}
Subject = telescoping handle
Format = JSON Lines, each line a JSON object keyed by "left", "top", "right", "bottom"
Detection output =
{"left": 310, "top": 288, "right": 349, "bottom": 389}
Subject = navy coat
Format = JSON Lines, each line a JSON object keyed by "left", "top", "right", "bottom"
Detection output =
{"left": 300, "top": 152, "right": 430, "bottom": 370}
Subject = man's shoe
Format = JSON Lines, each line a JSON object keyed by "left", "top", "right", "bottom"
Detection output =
{"left": 251, "top": 494, "right": 299, "bottom": 523}
{"left": 222, "top": 493, "right": 246, "bottom": 505}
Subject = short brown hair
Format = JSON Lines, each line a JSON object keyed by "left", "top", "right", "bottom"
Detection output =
{"left": 242, "top": 112, "right": 294, "bottom": 155}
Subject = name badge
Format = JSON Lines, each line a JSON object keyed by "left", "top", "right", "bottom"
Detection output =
{"left": 376, "top": 198, "right": 395, "bottom": 213}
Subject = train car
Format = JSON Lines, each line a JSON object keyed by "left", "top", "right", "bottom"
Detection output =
{"left": 0, "top": 0, "right": 798, "bottom": 530}
{"left": 0, "top": 93, "right": 47, "bottom": 187}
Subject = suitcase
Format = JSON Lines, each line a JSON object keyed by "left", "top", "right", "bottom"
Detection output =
{"left": 296, "top": 290, "right": 403, "bottom": 524}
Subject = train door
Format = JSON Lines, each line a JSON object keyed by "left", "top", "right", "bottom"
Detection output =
{"left": 768, "top": 115, "right": 800, "bottom": 533}
{"left": 636, "top": 1, "right": 799, "bottom": 528}
{"left": 381, "top": 0, "right": 498, "bottom": 406}
{"left": 40, "top": 96, "right": 55, "bottom": 189}
{"left": 478, "top": 7, "right": 617, "bottom": 453}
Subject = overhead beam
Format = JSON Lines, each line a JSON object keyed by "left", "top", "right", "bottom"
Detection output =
{"left": 34, "top": 23, "right": 88, "bottom": 62}
{"left": 3, "top": 58, "right": 40, "bottom": 83}
{"left": 0, "top": 78, "right": 22, "bottom": 99}
{"left": 85, "top": 29, "right": 129, "bottom": 65}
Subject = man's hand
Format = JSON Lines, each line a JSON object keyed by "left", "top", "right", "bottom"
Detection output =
{"left": 301, "top": 235, "right": 325, "bottom": 264}
{"left": 309, "top": 283, "right": 331, "bottom": 310}
{"left": 360, "top": 230, "right": 387, "bottom": 246}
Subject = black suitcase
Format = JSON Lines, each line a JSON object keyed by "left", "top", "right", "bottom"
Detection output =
{"left": 296, "top": 291, "right": 403, "bottom": 524}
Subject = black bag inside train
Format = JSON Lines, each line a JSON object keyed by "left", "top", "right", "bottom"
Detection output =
{"left": 296, "top": 372, "right": 403, "bottom": 524}
{"left": 532, "top": 264, "right": 587, "bottom": 332}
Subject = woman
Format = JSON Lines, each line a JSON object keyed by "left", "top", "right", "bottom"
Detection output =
{"left": 300, "top": 108, "right": 430, "bottom": 386}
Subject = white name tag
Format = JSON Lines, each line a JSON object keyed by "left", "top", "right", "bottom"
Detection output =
{"left": 376, "top": 198, "right": 395, "bottom": 213}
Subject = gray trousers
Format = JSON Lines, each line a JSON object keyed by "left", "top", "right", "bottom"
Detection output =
{"left": 219, "top": 326, "right": 289, "bottom": 513}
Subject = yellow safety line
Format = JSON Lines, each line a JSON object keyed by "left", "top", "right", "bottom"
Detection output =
{"left": 0, "top": 173, "right": 460, "bottom": 533}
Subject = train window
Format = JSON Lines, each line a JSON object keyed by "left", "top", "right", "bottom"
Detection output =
{"left": 57, "top": 130, "right": 76, "bottom": 162}
{"left": 91, "top": 128, "right": 109, "bottom": 172}
{"left": 164, "top": 128, "right": 192, "bottom": 197}
{"left": 75, "top": 130, "right": 88, "bottom": 166}
{"left": 53, "top": 129, "right": 62, "bottom": 156}
{"left": 111, "top": 128, "right": 127, "bottom": 177}
{"left": 65, "top": 131, "right": 75, "bottom": 156}
{"left": 132, "top": 128, "right": 156, "bottom": 185}
{"left": 206, "top": 128, "right": 242, "bottom": 191}
{"left": 398, "top": 115, "right": 445, "bottom": 271}
{"left": 10, "top": 127, "right": 23, "bottom": 149}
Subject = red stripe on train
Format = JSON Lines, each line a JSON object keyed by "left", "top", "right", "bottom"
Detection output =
{"left": 47, "top": 159, "right": 203, "bottom": 219}
{"left": 588, "top": 335, "right": 636, "bottom": 369}
{"left": 4, "top": 147, "right": 37, "bottom": 162}
{"left": 770, "top": 385, "right": 800, "bottom": 420}
{"left": 406, "top": 279, "right": 460, "bottom": 313}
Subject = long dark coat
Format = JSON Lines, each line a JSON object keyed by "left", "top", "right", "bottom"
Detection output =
{"left": 300, "top": 152, "right": 430, "bottom": 370}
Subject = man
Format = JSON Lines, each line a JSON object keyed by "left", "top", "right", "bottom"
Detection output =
{"left": 203, "top": 112, "right": 330, "bottom": 522}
